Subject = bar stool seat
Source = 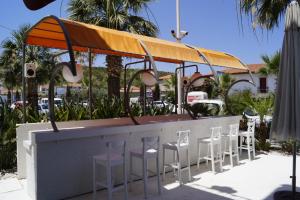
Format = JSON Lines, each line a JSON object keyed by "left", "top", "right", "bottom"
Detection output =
{"left": 94, "top": 153, "right": 124, "bottom": 166}
{"left": 163, "top": 141, "right": 189, "bottom": 150}
{"left": 199, "top": 137, "right": 220, "bottom": 143}
{"left": 130, "top": 148, "right": 158, "bottom": 158}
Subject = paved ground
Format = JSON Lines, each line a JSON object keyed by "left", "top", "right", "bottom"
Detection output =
{"left": 0, "top": 152, "right": 299, "bottom": 200}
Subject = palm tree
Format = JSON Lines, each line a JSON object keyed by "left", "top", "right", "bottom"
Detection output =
{"left": 238, "top": 0, "right": 294, "bottom": 30}
{"left": 244, "top": 95, "right": 274, "bottom": 150}
{"left": 0, "top": 24, "right": 55, "bottom": 111}
{"left": 0, "top": 33, "right": 22, "bottom": 104}
{"left": 218, "top": 74, "right": 235, "bottom": 99}
{"left": 259, "top": 51, "right": 280, "bottom": 76}
{"left": 67, "top": 0, "right": 158, "bottom": 98}
{"left": 163, "top": 75, "right": 176, "bottom": 91}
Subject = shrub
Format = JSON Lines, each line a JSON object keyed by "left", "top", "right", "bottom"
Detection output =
{"left": 0, "top": 102, "right": 21, "bottom": 171}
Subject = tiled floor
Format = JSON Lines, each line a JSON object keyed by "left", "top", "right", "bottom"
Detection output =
{"left": 1, "top": 152, "right": 299, "bottom": 200}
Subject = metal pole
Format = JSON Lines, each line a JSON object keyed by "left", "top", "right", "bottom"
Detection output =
{"left": 22, "top": 43, "right": 26, "bottom": 123}
{"left": 124, "top": 65, "right": 127, "bottom": 115}
{"left": 176, "top": 0, "right": 182, "bottom": 114}
{"left": 88, "top": 49, "right": 92, "bottom": 119}
{"left": 143, "top": 61, "right": 147, "bottom": 115}
{"left": 292, "top": 140, "right": 297, "bottom": 199}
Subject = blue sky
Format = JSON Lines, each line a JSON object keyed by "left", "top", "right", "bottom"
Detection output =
{"left": 0, "top": 0, "right": 285, "bottom": 74}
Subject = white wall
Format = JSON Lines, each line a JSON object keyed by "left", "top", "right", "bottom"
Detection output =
{"left": 19, "top": 116, "right": 241, "bottom": 200}
{"left": 16, "top": 118, "right": 135, "bottom": 179}
{"left": 229, "top": 73, "right": 276, "bottom": 94}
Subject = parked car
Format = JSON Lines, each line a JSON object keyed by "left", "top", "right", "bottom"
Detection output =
{"left": 187, "top": 91, "right": 224, "bottom": 112}
{"left": 38, "top": 104, "right": 49, "bottom": 115}
{"left": 40, "top": 98, "right": 63, "bottom": 107}
{"left": 152, "top": 100, "right": 168, "bottom": 109}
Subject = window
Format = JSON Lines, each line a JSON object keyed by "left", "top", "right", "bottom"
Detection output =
{"left": 259, "top": 77, "right": 268, "bottom": 93}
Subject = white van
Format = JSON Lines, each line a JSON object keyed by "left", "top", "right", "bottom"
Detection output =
{"left": 187, "top": 91, "right": 224, "bottom": 110}
{"left": 187, "top": 91, "right": 208, "bottom": 104}
{"left": 40, "top": 98, "right": 63, "bottom": 107}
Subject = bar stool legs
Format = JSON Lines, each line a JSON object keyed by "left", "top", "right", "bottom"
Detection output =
{"left": 162, "top": 130, "right": 191, "bottom": 185}
{"left": 129, "top": 136, "right": 161, "bottom": 199}
{"left": 92, "top": 141, "right": 128, "bottom": 200}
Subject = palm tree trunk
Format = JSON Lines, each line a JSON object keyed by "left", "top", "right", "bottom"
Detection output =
{"left": 27, "top": 78, "right": 38, "bottom": 112}
{"left": 66, "top": 85, "right": 71, "bottom": 102}
{"left": 106, "top": 55, "right": 122, "bottom": 98}
{"left": 7, "top": 89, "right": 11, "bottom": 105}
{"left": 15, "top": 89, "right": 20, "bottom": 101}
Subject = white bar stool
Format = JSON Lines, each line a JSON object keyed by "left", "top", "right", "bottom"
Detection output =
{"left": 197, "top": 127, "right": 223, "bottom": 174}
{"left": 223, "top": 124, "right": 240, "bottom": 167}
{"left": 93, "top": 140, "right": 128, "bottom": 200}
{"left": 129, "top": 136, "right": 161, "bottom": 199}
{"left": 239, "top": 121, "right": 256, "bottom": 160}
{"left": 162, "top": 130, "right": 191, "bottom": 185}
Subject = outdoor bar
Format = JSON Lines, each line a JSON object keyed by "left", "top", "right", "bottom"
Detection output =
{"left": 17, "top": 15, "right": 254, "bottom": 200}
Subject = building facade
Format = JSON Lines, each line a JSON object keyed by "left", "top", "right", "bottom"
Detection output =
{"left": 221, "top": 64, "right": 276, "bottom": 95}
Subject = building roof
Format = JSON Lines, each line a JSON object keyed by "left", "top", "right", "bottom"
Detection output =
{"left": 222, "top": 64, "right": 265, "bottom": 75}
{"left": 120, "top": 86, "right": 140, "bottom": 93}
{"left": 159, "top": 74, "right": 173, "bottom": 80}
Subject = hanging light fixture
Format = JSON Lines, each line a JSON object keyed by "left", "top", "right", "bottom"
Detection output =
{"left": 62, "top": 63, "right": 83, "bottom": 83}
{"left": 191, "top": 71, "right": 202, "bottom": 82}
{"left": 140, "top": 70, "right": 157, "bottom": 86}
{"left": 23, "top": 0, "right": 55, "bottom": 10}
{"left": 190, "top": 71, "right": 204, "bottom": 87}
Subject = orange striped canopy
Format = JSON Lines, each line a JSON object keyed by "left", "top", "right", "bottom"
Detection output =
{"left": 25, "top": 16, "right": 247, "bottom": 70}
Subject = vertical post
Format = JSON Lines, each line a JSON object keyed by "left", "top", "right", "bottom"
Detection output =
{"left": 88, "top": 48, "right": 92, "bottom": 120}
{"left": 143, "top": 62, "right": 147, "bottom": 115}
{"left": 124, "top": 65, "right": 128, "bottom": 115}
{"left": 176, "top": 0, "right": 182, "bottom": 114}
{"left": 292, "top": 140, "right": 297, "bottom": 199}
{"left": 22, "top": 43, "right": 26, "bottom": 123}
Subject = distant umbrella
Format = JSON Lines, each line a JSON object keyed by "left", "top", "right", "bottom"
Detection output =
{"left": 271, "top": 1, "right": 300, "bottom": 199}
{"left": 23, "top": 0, "right": 55, "bottom": 10}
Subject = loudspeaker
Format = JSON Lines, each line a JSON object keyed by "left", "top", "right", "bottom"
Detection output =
{"left": 24, "top": 63, "right": 36, "bottom": 78}
{"left": 181, "top": 76, "right": 190, "bottom": 87}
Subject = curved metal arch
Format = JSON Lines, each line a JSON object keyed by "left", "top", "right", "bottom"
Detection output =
{"left": 126, "top": 69, "right": 153, "bottom": 125}
{"left": 184, "top": 76, "right": 218, "bottom": 120}
{"left": 48, "top": 62, "right": 70, "bottom": 132}
{"left": 224, "top": 52, "right": 255, "bottom": 85}
{"left": 184, "top": 44, "right": 219, "bottom": 85}
{"left": 224, "top": 79, "right": 255, "bottom": 115}
{"left": 138, "top": 40, "right": 159, "bottom": 82}
{"left": 24, "top": 15, "right": 77, "bottom": 76}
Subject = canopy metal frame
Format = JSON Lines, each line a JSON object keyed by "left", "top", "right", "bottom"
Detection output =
{"left": 123, "top": 60, "right": 150, "bottom": 115}
{"left": 23, "top": 15, "right": 254, "bottom": 131}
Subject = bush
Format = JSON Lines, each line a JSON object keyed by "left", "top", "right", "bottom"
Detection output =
{"left": 280, "top": 139, "right": 300, "bottom": 154}
{"left": 0, "top": 102, "right": 21, "bottom": 171}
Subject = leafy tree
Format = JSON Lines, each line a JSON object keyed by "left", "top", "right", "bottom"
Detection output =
{"left": 67, "top": 0, "right": 158, "bottom": 98}
{"left": 259, "top": 51, "right": 280, "bottom": 76}
{"left": 238, "top": 0, "right": 293, "bottom": 30}
{"left": 163, "top": 74, "right": 176, "bottom": 91}
{"left": 245, "top": 95, "right": 274, "bottom": 150}
{"left": 0, "top": 24, "right": 55, "bottom": 112}
{"left": 218, "top": 74, "right": 235, "bottom": 99}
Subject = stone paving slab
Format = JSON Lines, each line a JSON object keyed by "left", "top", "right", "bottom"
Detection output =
{"left": 0, "top": 152, "right": 299, "bottom": 200}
